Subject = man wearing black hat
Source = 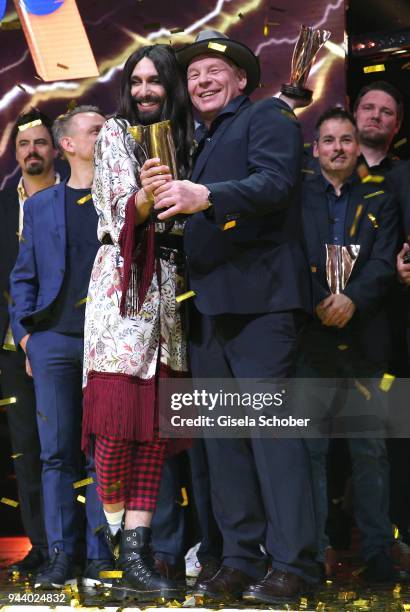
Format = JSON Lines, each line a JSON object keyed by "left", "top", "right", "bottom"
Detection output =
{"left": 154, "top": 30, "right": 318, "bottom": 603}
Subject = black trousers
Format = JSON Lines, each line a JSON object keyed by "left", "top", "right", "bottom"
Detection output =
{"left": 188, "top": 308, "right": 318, "bottom": 583}
{"left": 0, "top": 348, "right": 47, "bottom": 550}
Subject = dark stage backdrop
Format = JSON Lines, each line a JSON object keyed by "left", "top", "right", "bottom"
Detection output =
{"left": 0, "top": 0, "right": 346, "bottom": 190}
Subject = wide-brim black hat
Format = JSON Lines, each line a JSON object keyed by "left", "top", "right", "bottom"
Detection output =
{"left": 176, "top": 29, "right": 260, "bottom": 95}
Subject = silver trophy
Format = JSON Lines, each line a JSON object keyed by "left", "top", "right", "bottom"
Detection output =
{"left": 281, "top": 25, "right": 331, "bottom": 102}
{"left": 325, "top": 244, "right": 360, "bottom": 294}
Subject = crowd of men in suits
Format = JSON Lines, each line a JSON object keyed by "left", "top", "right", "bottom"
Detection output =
{"left": 0, "top": 29, "right": 409, "bottom": 604}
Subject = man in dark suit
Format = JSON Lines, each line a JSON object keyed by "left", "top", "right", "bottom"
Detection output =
{"left": 9, "top": 106, "right": 111, "bottom": 588}
{"left": 0, "top": 110, "right": 58, "bottom": 575}
{"left": 300, "top": 107, "right": 399, "bottom": 582}
{"left": 153, "top": 30, "right": 318, "bottom": 604}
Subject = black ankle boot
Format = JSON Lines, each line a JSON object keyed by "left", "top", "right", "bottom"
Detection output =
{"left": 104, "top": 525, "right": 122, "bottom": 561}
{"left": 118, "top": 527, "right": 185, "bottom": 600}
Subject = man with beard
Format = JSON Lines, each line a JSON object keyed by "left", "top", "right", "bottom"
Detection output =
{"left": 0, "top": 110, "right": 57, "bottom": 576}
{"left": 354, "top": 82, "right": 410, "bottom": 553}
{"left": 10, "top": 106, "right": 112, "bottom": 588}
{"left": 153, "top": 31, "right": 318, "bottom": 604}
{"left": 81, "top": 45, "right": 193, "bottom": 600}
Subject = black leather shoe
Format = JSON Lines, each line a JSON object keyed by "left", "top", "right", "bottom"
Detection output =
{"left": 192, "top": 557, "right": 220, "bottom": 591}
{"left": 243, "top": 569, "right": 313, "bottom": 604}
{"left": 193, "top": 565, "right": 253, "bottom": 602}
{"left": 8, "top": 547, "right": 49, "bottom": 576}
{"left": 362, "top": 551, "right": 397, "bottom": 583}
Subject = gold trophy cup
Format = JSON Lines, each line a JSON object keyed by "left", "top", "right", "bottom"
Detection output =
{"left": 281, "top": 25, "right": 331, "bottom": 102}
{"left": 128, "top": 120, "right": 178, "bottom": 179}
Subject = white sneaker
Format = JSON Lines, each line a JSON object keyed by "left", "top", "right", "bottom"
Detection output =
{"left": 184, "top": 542, "right": 201, "bottom": 578}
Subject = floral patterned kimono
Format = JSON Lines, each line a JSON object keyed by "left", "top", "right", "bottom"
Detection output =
{"left": 82, "top": 117, "right": 188, "bottom": 452}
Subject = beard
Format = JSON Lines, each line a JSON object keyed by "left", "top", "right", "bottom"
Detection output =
{"left": 24, "top": 158, "right": 45, "bottom": 175}
{"left": 133, "top": 95, "right": 164, "bottom": 125}
{"left": 359, "top": 128, "right": 390, "bottom": 148}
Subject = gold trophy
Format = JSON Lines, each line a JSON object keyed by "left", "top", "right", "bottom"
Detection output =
{"left": 128, "top": 120, "right": 178, "bottom": 179}
{"left": 325, "top": 244, "right": 360, "bottom": 294}
{"left": 281, "top": 25, "right": 331, "bottom": 103}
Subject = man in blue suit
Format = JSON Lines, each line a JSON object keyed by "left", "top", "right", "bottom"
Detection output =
{"left": 153, "top": 30, "right": 318, "bottom": 604}
{"left": 9, "top": 106, "right": 111, "bottom": 588}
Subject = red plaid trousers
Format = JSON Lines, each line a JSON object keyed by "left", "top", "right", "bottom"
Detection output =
{"left": 94, "top": 434, "right": 167, "bottom": 511}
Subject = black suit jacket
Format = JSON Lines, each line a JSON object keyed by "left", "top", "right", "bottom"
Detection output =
{"left": 184, "top": 96, "right": 311, "bottom": 316}
{"left": 0, "top": 187, "right": 20, "bottom": 345}
{"left": 302, "top": 173, "right": 399, "bottom": 363}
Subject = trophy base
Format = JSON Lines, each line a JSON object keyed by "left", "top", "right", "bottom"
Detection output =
{"left": 280, "top": 84, "right": 313, "bottom": 102}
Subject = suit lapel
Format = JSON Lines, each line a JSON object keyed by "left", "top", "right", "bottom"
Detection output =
{"left": 7, "top": 192, "right": 20, "bottom": 261}
{"left": 192, "top": 100, "right": 250, "bottom": 182}
{"left": 306, "top": 177, "right": 331, "bottom": 253}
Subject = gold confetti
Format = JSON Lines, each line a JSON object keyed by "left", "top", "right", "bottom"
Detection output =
{"left": 178, "top": 486, "right": 188, "bottom": 507}
{"left": 364, "top": 190, "right": 384, "bottom": 199}
{"left": 354, "top": 380, "right": 371, "bottom": 401}
{"left": 394, "top": 137, "right": 408, "bottom": 149}
{"left": 37, "top": 410, "right": 48, "bottom": 421}
{"left": 349, "top": 204, "right": 363, "bottom": 237}
{"left": 337, "top": 344, "right": 349, "bottom": 351}
{"left": 208, "top": 42, "right": 227, "bottom": 53}
{"left": 103, "top": 480, "right": 122, "bottom": 494}
{"left": 76, "top": 193, "right": 92, "bottom": 205}
{"left": 393, "top": 524, "right": 400, "bottom": 540}
{"left": 165, "top": 600, "right": 182, "bottom": 608}
{"left": 357, "top": 162, "right": 369, "bottom": 180}
{"left": 311, "top": 265, "right": 317, "bottom": 273}
{"left": 401, "top": 62, "right": 410, "bottom": 70}
{"left": 76, "top": 495, "right": 86, "bottom": 504}
{"left": 75, "top": 296, "right": 91, "bottom": 308}
{"left": 0, "top": 397, "right": 17, "bottom": 407}
{"left": 361, "top": 174, "right": 385, "bottom": 184}
{"left": 300, "top": 597, "right": 308, "bottom": 608}
{"left": 2, "top": 343, "right": 17, "bottom": 352}
{"left": 57, "top": 62, "right": 69, "bottom": 69}
{"left": 170, "top": 27, "right": 184, "bottom": 34}
{"left": 363, "top": 64, "right": 385, "bottom": 74}
{"left": 338, "top": 591, "right": 356, "bottom": 600}
{"left": 223, "top": 220, "right": 236, "bottom": 231}
{"left": 34, "top": 75, "right": 43, "bottom": 81}
{"left": 304, "top": 143, "right": 311, "bottom": 148}
{"left": 66, "top": 99, "right": 77, "bottom": 112}
{"left": 11, "top": 453, "right": 23, "bottom": 460}
{"left": 379, "top": 372, "right": 395, "bottom": 392}
{"left": 353, "top": 599, "right": 369, "bottom": 607}
{"left": 176, "top": 290, "right": 196, "bottom": 303}
{"left": 93, "top": 524, "right": 105, "bottom": 535}
{"left": 1, "top": 497, "right": 19, "bottom": 508}
{"left": 302, "top": 168, "right": 315, "bottom": 174}
{"left": 18, "top": 119, "right": 42, "bottom": 132}
{"left": 73, "top": 477, "right": 94, "bottom": 489}
{"left": 144, "top": 22, "right": 161, "bottom": 30}
{"left": 99, "top": 570, "right": 123, "bottom": 578}
{"left": 367, "top": 213, "right": 379, "bottom": 228}
{"left": 17, "top": 84, "right": 27, "bottom": 93}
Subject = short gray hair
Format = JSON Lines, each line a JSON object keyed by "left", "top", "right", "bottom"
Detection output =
{"left": 52, "top": 105, "right": 105, "bottom": 154}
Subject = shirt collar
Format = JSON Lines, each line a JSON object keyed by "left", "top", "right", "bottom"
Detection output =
{"left": 320, "top": 172, "right": 354, "bottom": 195}
{"left": 196, "top": 94, "right": 248, "bottom": 136}
{"left": 17, "top": 173, "right": 61, "bottom": 205}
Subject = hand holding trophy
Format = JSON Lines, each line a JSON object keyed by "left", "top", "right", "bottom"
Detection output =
{"left": 281, "top": 25, "right": 331, "bottom": 107}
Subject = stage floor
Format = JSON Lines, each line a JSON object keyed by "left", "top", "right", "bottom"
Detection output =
{"left": 0, "top": 537, "right": 409, "bottom": 610}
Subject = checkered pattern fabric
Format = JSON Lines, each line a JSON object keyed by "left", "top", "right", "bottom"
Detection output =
{"left": 94, "top": 434, "right": 167, "bottom": 511}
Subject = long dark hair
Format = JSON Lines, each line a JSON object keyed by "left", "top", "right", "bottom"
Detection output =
{"left": 118, "top": 44, "right": 193, "bottom": 179}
